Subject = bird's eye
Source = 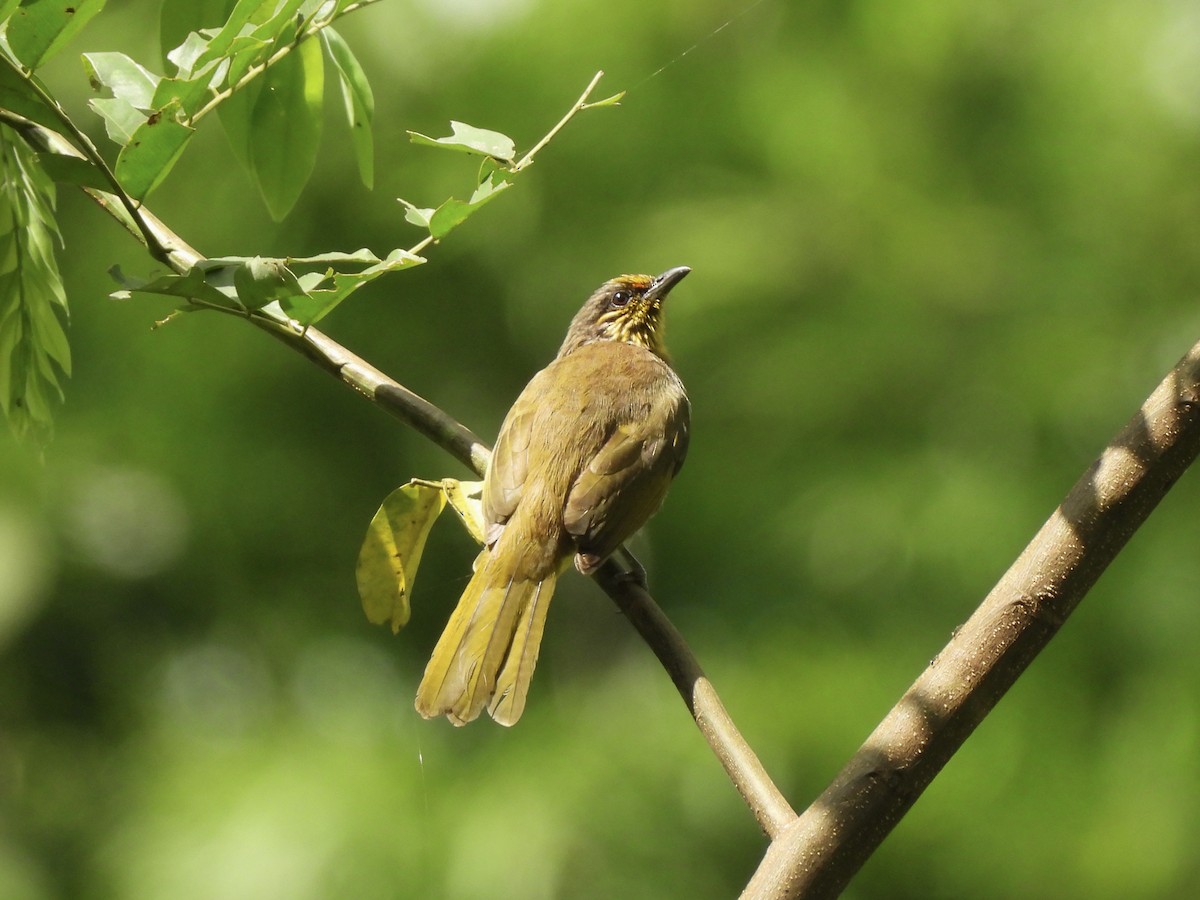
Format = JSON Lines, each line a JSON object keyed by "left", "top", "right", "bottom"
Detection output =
{"left": 611, "top": 290, "right": 632, "bottom": 308}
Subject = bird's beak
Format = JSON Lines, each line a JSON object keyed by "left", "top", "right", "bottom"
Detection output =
{"left": 645, "top": 266, "right": 690, "bottom": 302}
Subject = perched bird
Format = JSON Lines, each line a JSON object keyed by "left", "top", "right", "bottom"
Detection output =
{"left": 415, "top": 267, "right": 692, "bottom": 726}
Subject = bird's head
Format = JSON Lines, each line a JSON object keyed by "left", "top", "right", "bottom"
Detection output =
{"left": 558, "top": 266, "right": 690, "bottom": 361}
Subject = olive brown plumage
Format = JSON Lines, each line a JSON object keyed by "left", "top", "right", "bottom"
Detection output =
{"left": 415, "top": 267, "right": 691, "bottom": 726}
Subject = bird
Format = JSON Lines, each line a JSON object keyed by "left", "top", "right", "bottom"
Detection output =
{"left": 415, "top": 266, "right": 692, "bottom": 726}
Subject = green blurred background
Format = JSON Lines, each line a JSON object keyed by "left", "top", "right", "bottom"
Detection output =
{"left": 4, "top": 0, "right": 1200, "bottom": 897}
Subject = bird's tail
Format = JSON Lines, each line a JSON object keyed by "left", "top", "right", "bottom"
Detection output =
{"left": 415, "top": 547, "right": 558, "bottom": 726}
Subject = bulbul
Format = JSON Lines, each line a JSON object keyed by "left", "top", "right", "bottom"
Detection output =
{"left": 415, "top": 266, "right": 691, "bottom": 726}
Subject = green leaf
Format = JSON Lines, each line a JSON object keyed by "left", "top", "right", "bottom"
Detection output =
{"left": 193, "top": 0, "right": 274, "bottom": 69}
{"left": 398, "top": 199, "right": 433, "bottom": 230}
{"left": 215, "top": 62, "right": 259, "bottom": 169}
{"left": 151, "top": 71, "right": 218, "bottom": 120}
{"left": 583, "top": 90, "right": 625, "bottom": 109}
{"left": 248, "top": 0, "right": 305, "bottom": 47}
{"left": 159, "top": 0, "right": 236, "bottom": 69}
{"left": 248, "top": 36, "right": 323, "bottom": 220}
{"left": 114, "top": 107, "right": 194, "bottom": 200}
{"left": 0, "top": 125, "right": 70, "bottom": 444}
{"left": 109, "top": 261, "right": 240, "bottom": 310}
{"left": 356, "top": 481, "right": 448, "bottom": 633}
{"left": 276, "top": 247, "right": 424, "bottom": 325}
{"left": 321, "top": 26, "right": 373, "bottom": 188}
{"left": 89, "top": 96, "right": 146, "bottom": 144}
{"left": 34, "top": 153, "right": 109, "bottom": 190}
{"left": 223, "top": 32, "right": 270, "bottom": 88}
{"left": 427, "top": 172, "right": 511, "bottom": 239}
{"left": 0, "top": 60, "right": 62, "bottom": 130}
{"left": 407, "top": 120, "right": 516, "bottom": 163}
{"left": 164, "top": 30, "right": 212, "bottom": 78}
{"left": 287, "top": 248, "right": 380, "bottom": 265}
{"left": 82, "top": 52, "right": 161, "bottom": 110}
{"left": 232, "top": 255, "right": 304, "bottom": 310}
{"left": 4, "top": 0, "right": 106, "bottom": 70}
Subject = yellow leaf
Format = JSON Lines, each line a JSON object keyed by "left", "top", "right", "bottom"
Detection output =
{"left": 440, "top": 478, "right": 485, "bottom": 545}
{"left": 356, "top": 481, "right": 447, "bottom": 633}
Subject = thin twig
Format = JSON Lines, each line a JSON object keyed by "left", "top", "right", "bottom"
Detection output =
{"left": 742, "top": 338, "right": 1200, "bottom": 898}
{"left": 598, "top": 563, "right": 797, "bottom": 837}
{"left": 512, "top": 70, "right": 606, "bottom": 172}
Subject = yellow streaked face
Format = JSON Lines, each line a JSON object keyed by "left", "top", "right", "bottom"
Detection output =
{"left": 558, "top": 267, "right": 688, "bottom": 362}
{"left": 593, "top": 275, "right": 667, "bottom": 355}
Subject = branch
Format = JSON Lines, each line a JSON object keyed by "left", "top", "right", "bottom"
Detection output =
{"left": 742, "top": 338, "right": 1200, "bottom": 898}
{"left": 3, "top": 81, "right": 792, "bottom": 841}
{"left": 512, "top": 70, "right": 610, "bottom": 172}
{"left": 597, "top": 564, "right": 797, "bottom": 837}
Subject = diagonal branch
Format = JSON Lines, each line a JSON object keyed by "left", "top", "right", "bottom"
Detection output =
{"left": 742, "top": 338, "right": 1200, "bottom": 898}
{"left": 2, "top": 104, "right": 792, "bottom": 840}
{"left": 597, "top": 565, "right": 797, "bottom": 837}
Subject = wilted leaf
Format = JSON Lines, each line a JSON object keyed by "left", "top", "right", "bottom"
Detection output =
{"left": 441, "top": 479, "right": 485, "bottom": 545}
{"left": 357, "top": 482, "right": 448, "bottom": 633}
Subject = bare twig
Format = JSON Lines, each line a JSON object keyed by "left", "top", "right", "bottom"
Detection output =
{"left": 598, "top": 564, "right": 797, "bottom": 837}
{"left": 742, "top": 339, "right": 1200, "bottom": 898}
{"left": 512, "top": 70, "right": 607, "bottom": 172}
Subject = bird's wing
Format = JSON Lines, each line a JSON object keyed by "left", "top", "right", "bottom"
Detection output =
{"left": 562, "top": 395, "right": 689, "bottom": 566}
{"left": 482, "top": 400, "right": 534, "bottom": 545}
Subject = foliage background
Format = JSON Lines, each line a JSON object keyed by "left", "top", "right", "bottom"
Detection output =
{"left": 3, "top": 0, "right": 1200, "bottom": 897}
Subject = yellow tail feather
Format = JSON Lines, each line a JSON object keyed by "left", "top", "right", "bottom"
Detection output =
{"left": 489, "top": 573, "right": 556, "bottom": 726}
{"left": 415, "top": 549, "right": 557, "bottom": 726}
